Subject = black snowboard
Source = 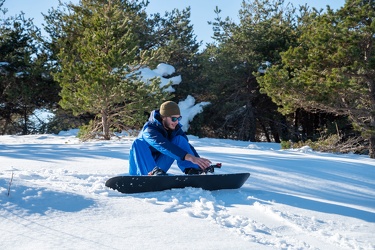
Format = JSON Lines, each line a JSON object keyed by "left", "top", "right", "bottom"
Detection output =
{"left": 105, "top": 173, "right": 250, "bottom": 194}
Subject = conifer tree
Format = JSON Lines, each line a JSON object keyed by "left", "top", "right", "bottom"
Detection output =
{"left": 0, "top": 5, "right": 58, "bottom": 134}
{"left": 198, "top": 0, "right": 297, "bottom": 141}
{"left": 258, "top": 0, "right": 375, "bottom": 157}
{"left": 46, "top": 0, "right": 172, "bottom": 140}
{"left": 145, "top": 7, "right": 201, "bottom": 100}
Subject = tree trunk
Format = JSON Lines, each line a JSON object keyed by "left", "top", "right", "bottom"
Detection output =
{"left": 270, "top": 122, "right": 281, "bottom": 143}
{"left": 2, "top": 118, "right": 9, "bottom": 135}
{"left": 369, "top": 135, "right": 375, "bottom": 159}
{"left": 23, "top": 108, "right": 28, "bottom": 135}
{"left": 292, "top": 110, "right": 299, "bottom": 142}
{"left": 367, "top": 75, "right": 375, "bottom": 158}
{"left": 102, "top": 109, "right": 110, "bottom": 140}
{"left": 260, "top": 121, "right": 271, "bottom": 142}
{"left": 245, "top": 103, "right": 256, "bottom": 142}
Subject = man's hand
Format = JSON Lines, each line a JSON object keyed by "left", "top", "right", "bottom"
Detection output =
{"left": 184, "top": 153, "right": 211, "bottom": 170}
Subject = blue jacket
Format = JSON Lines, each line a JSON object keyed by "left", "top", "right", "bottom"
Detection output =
{"left": 138, "top": 110, "right": 199, "bottom": 160}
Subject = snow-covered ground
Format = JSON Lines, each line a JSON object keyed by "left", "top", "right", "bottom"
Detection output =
{"left": 1, "top": 132, "right": 374, "bottom": 250}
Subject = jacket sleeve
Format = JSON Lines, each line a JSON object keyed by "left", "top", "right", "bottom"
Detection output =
{"left": 142, "top": 126, "right": 188, "bottom": 160}
{"left": 189, "top": 143, "right": 199, "bottom": 157}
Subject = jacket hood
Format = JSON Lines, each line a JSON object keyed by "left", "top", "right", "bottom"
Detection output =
{"left": 148, "top": 110, "right": 162, "bottom": 126}
{"left": 147, "top": 109, "right": 182, "bottom": 131}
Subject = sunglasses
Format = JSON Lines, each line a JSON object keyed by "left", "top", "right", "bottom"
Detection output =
{"left": 170, "top": 116, "right": 182, "bottom": 122}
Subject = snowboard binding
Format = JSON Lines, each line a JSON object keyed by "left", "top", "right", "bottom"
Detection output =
{"left": 184, "top": 163, "right": 222, "bottom": 175}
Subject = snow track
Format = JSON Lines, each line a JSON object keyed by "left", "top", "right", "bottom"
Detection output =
{"left": 138, "top": 187, "right": 368, "bottom": 250}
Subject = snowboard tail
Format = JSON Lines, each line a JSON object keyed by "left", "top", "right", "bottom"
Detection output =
{"left": 105, "top": 173, "right": 250, "bottom": 194}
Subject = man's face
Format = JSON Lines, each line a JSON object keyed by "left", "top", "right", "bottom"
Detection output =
{"left": 162, "top": 116, "right": 181, "bottom": 130}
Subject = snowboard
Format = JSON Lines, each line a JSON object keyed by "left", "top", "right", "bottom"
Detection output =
{"left": 105, "top": 173, "right": 250, "bottom": 194}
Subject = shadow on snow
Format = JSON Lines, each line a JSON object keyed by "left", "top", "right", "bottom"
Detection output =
{"left": 0, "top": 179, "right": 95, "bottom": 215}
{"left": 245, "top": 188, "right": 375, "bottom": 223}
{"left": 0, "top": 143, "right": 128, "bottom": 162}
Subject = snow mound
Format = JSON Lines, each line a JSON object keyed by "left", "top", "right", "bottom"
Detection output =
{"left": 137, "top": 63, "right": 182, "bottom": 93}
{"left": 178, "top": 95, "right": 210, "bottom": 131}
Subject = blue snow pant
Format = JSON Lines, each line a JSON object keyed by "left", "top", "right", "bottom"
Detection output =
{"left": 129, "top": 135, "right": 199, "bottom": 175}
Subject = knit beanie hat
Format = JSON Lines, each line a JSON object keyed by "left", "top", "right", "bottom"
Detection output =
{"left": 159, "top": 101, "right": 180, "bottom": 117}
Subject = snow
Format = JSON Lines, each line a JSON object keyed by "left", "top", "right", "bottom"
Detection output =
{"left": 178, "top": 95, "right": 210, "bottom": 131}
{"left": 137, "top": 63, "right": 182, "bottom": 92}
{"left": 0, "top": 61, "right": 373, "bottom": 249}
{"left": 1, "top": 131, "right": 374, "bottom": 250}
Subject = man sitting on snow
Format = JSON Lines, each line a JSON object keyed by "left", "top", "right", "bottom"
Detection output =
{"left": 128, "top": 101, "right": 212, "bottom": 175}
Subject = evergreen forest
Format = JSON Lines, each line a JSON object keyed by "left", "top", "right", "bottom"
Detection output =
{"left": 0, "top": 0, "right": 374, "bottom": 158}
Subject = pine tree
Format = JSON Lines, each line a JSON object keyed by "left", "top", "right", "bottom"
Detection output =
{"left": 197, "top": 0, "right": 297, "bottom": 141}
{"left": 0, "top": 7, "right": 58, "bottom": 135}
{"left": 146, "top": 7, "right": 201, "bottom": 100}
{"left": 46, "top": 0, "right": 172, "bottom": 140}
{"left": 258, "top": 0, "right": 375, "bottom": 157}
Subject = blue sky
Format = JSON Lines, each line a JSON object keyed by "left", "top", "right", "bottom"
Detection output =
{"left": 2, "top": 0, "right": 346, "bottom": 47}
